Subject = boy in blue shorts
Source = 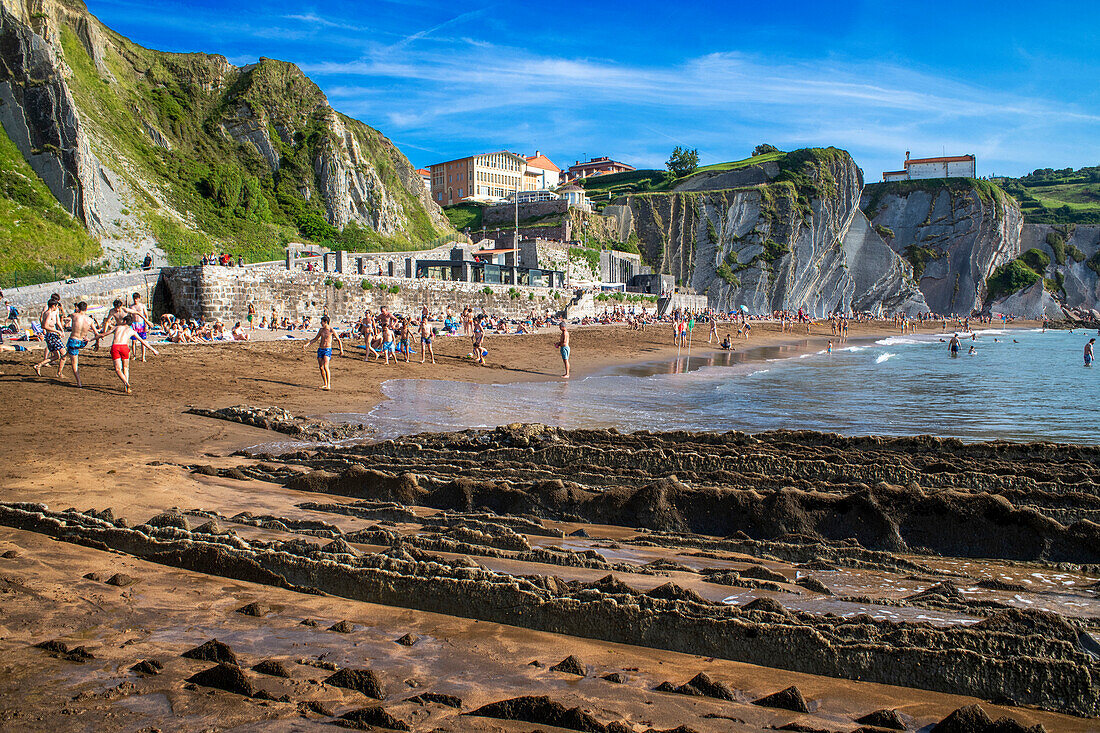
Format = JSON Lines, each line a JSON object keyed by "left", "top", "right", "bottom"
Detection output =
{"left": 304, "top": 315, "right": 343, "bottom": 390}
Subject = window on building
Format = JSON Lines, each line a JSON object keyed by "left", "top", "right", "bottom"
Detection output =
{"left": 458, "top": 188, "right": 463, "bottom": 197}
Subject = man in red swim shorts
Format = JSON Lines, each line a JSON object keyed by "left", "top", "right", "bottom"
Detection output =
{"left": 102, "top": 314, "right": 158, "bottom": 394}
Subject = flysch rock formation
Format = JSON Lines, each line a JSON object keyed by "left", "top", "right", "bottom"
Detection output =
{"left": 0, "top": 0, "right": 447, "bottom": 267}
{"left": 1016, "top": 224, "right": 1100, "bottom": 319}
{"left": 988, "top": 280, "right": 1065, "bottom": 321}
{"left": 615, "top": 149, "right": 928, "bottom": 317}
{"left": 861, "top": 181, "right": 1024, "bottom": 315}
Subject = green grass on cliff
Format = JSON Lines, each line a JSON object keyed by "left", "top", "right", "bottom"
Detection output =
{"left": 444, "top": 203, "right": 484, "bottom": 231}
{"left": 0, "top": 124, "right": 104, "bottom": 288}
{"left": 56, "top": 21, "right": 443, "bottom": 267}
{"left": 995, "top": 176, "right": 1100, "bottom": 225}
{"left": 862, "top": 178, "right": 1010, "bottom": 220}
{"left": 986, "top": 259, "right": 1042, "bottom": 302}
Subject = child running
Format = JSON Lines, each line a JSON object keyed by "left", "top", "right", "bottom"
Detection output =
{"left": 304, "top": 315, "right": 343, "bottom": 390}
{"left": 103, "top": 314, "right": 159, "bottom": 394}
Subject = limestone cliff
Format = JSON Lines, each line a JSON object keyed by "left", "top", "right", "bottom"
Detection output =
{"left": 1013, "top": 223, "right": 1100, "bottom": 319}
{"left": 0, "top": 0, "right": 447, "bottom": 269}
{"left": 861, "top": 179, "right": 1023, "bottom": 315}
{"left": 616, "top": 148, "right": 927, "bottom": 316}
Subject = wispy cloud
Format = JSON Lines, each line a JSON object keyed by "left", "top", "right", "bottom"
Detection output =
{"left": 302, "top": 38, "right": 1100, "bottom": 175}
{"left": 387, "top": 6, "right": 494, "bottom": 50}
{"left": 282, "top": 13, "right": 362, "bottom": 31}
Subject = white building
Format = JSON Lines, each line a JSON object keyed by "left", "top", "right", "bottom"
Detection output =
{"left": 524, "top": 151, "right": 561, "bottom": 189}
{"left": 512, "top": 188, "right": 559, "bottom": 204}
{"left": 882, "top": 152, "right": 976, "bottom": 182}
{"left": 557, "top": 184, "right": 592, "bottom": 212}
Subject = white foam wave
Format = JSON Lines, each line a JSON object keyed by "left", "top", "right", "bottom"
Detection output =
{"left": 875, "top": 353, "right": 895, "bottom": 364}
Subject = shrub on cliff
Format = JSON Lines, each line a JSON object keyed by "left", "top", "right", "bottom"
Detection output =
{"left": 716, "top": 262, "right": 739, "bottom": 286}
{"left": 1019, "top": 248, "right": 1050, "bottom": 273}
{"left": 986, "top": 259, "right": 1041, "bottom": 301}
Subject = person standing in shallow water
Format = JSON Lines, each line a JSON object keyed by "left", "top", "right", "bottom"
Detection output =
{"left": 949, "top": 333, "right": 960, "bottom": 357}
{"left": 1086, "top": 338, "right": 1095, "bottom": 367}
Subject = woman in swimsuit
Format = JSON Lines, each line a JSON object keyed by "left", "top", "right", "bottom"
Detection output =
{"left": 473, "top": 316, "right": 485, "bottom": 365}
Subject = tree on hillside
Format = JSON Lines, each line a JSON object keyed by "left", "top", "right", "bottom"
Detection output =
{"left": 666, "top": 147, "right": 699, "bottom": 178}
{"left": 753, "top": 143, "right": 780, "bottom": 156}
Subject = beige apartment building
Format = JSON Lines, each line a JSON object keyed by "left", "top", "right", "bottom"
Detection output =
{"left": 429, "top": 151, "right": 533, "bottom": 206}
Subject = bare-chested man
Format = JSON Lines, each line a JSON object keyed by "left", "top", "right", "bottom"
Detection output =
{"left": 304, "top": 315, "right": 343, "bottom": 390}
{"left": 65, "top": 301, "right": 98, "bottom": 387}
{"left": 102, "top": 314, "right": 158, "bottom": 394}
{"left": 33, "top": 298, "right": 65, "bottom": 376}
{"left": 125, "top": 293, "right": 151, "bottom": 362}
{"left": 556, "top": 322, "right": 570, "bottom": 378}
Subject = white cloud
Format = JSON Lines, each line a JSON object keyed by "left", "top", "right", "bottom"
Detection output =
{"left": 303, "top": 39, "right": 1100, "bottom": 175}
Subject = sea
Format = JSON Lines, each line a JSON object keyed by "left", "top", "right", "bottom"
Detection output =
{"left": 344, "top": 327, "right": 1100, "bottom": 445}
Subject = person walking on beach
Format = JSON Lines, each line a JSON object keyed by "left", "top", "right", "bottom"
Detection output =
{"left": 33, "top": 298, "right": 65, "bottom": 377}
{"left": 103, "top": 314, "right": 158, "bottom": 394}
{"left": 949, "top": 333, "right": 961, "bottom": 357}
{"left": 64, "top": 302, "right": 97, "bottom": 387}
{"left": 304, "top": 315, "right": 343, "bottom": 390}
{"left": 556, "top": 322, "right": 571, "bottom": 378}
{"left": 1086, "top": 338, "right": 1095, "bottom": 367}
{"left": 247, "top": 301, "right": 256, "bottom": 331}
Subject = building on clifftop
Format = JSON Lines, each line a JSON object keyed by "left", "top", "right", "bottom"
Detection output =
{"left": 564, "top": 156, "right": 635, "bottom": 182}
{"left": 882, "top": 152, "right": 976, "bottom": 182}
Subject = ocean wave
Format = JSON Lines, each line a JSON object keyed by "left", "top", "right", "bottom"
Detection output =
{"left": 875, "top": 353, "right": 895, "bottom": 364}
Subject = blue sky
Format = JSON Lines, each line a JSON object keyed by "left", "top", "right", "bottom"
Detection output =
{"left": 87, "top": 0, "right": 1100, "bottom": 181}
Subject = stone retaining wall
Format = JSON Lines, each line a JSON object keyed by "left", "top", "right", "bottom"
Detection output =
{"left": 2, "top": 268, "right": 164, "bottom": 314}
{"left": 160, "top": 265, "right": 570, "bottom": 323}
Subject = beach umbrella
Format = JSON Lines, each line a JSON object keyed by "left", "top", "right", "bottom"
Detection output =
{"left": 739, "top": 305, "right": 749, "bottom": 313}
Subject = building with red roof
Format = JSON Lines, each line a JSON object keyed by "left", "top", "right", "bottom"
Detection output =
{"left": 882, "top": 152, "right": 976, "bottom": 182}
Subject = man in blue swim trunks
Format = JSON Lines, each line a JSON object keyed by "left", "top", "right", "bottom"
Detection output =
{"left": 556, "top": 322, "right": 570, "bottom": 379}
{"left": 33, "top": 298, "right": 65, "bottom": 377}
{"left": 1086, "top": 338, "right": 1095, "bottom": 367}
{"left": 304, "top": 315, "right": 343, "bottom": 390}
{"left": 64, "top": 301, "right": 97, "bottom": 387}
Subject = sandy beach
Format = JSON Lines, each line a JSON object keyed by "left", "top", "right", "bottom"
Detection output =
{"left": 2, "top": 317, "right": 1094, "bottom": 733}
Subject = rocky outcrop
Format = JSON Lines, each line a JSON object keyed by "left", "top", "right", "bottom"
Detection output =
{"left": 862, "top": 180, "right": 1024, "bottom": 315}
{"left": 0, "top": 0, "right": 447, "bottom": 268}
{"left": 617, "top": 149, "right": 927, "bottom": 316}
{"left": 1017, "top": 223, "right": 1100, "bottom": 316}
{"left": 988, "top": 280, "right": 1064, "bottom": 320}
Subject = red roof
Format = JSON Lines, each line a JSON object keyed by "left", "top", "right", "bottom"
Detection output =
{"left": 415, "top": 168, "right": 430, "bottom": 176}
{"left": 905, "top": 155, "right": 974, "bottom": 167}
{"left": 525, "top": 153, "right": 560, "bottom": 172}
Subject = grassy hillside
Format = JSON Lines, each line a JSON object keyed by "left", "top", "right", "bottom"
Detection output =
{"left": 59, "top": 23, "right": 445, "bottom": 266}
{"left": 0, "top": 124, "right": 104, "bottom": 289}
{"left": 0, "top": 4, "right": 447, "bottom": 287}
{"left": 576, "top": 148, "right": 837, "bottom": 208}
{"left": 994, "top": 166, "right": 1100, "bottom": 224}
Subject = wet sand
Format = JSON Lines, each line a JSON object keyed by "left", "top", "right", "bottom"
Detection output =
{"left": 3, "top": 318, "right": 1091, "bottom": 732}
